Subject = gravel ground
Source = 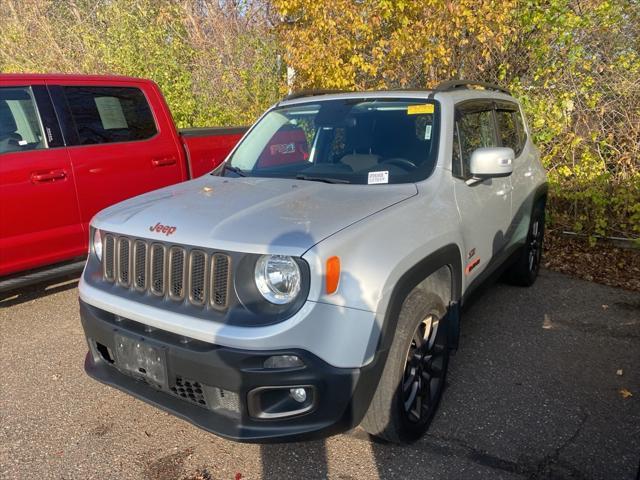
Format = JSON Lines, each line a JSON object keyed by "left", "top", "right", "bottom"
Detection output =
{"left": 1, "top": 269, "right": 638, "bottom": 480}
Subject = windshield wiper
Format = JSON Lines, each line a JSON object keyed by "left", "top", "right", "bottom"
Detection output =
{"left": 223, "top": 164, "right": 247, "bottom": 177}
{"left": 295, "top": 174, "right": 350, "bottom": 184}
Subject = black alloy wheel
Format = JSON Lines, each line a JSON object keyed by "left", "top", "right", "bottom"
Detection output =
{"left": 401, "top": 313, "right": 447, "bottom": 424}
{"left": 528, "top": 216, "right": 543, "bottom": 275}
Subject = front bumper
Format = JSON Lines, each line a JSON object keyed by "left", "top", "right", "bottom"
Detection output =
{"left": 80, "top": 300, "right": 384, "bottom": 443}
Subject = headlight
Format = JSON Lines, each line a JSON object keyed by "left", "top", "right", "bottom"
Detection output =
{"left": 93, "top": 228, "right": 103, "bottom": 261}
{"left": 254, "top": 255, "right": 301, "bottom": 304}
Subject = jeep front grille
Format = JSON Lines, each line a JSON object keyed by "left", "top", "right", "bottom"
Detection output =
{"left": 168, "top": 247, "right": 185, "bottom": 300}
{"left": 150, "top": 243, "right": 165, "bottom": 295}
{"left": 117, "top": 238, "right": 131, "bottom": 286}
{"left": 189, "top": 250, "right": 207, "bottom": 306}
{"left": 103, "top": 235, "right": 115, "bottom": 281}
{"left": 133, "top": 240, "right": 147, "bottom": 290}
{"left": 211, "top": 253, "right": 230, "bottom": 308}
{"left": 102, "top": 233, "right": 230, "bottom": 310}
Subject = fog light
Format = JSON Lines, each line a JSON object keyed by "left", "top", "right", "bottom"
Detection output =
{"left": 290, "top": 387, "right": 307, "bottom": 403}
{"left": 263, "top": 355, "right": 304, "bottom": 369}
{"left": 247, "top": 385, "right": 315, "bottom": 419}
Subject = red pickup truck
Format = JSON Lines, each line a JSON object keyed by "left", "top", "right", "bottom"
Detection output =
{"left": 0, "top": 74, "right": 247, "bottom": 291}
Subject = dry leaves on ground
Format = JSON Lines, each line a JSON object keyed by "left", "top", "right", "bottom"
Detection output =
{"left": 543, "top": 231, "right": 640, "bottom": 292}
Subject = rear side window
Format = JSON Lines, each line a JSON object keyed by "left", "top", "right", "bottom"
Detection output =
{"left": 495, "top": 102, "right": 527, "bottom": 156}
{"left": 0, "top": 87, "right": 46, "bottom": 154}
{"left": 513, "top": 109, "right": 527, "bottom": 152}
{"left": 453, "top": 106, "right": 497, "bottom": 178}
{"left": 63, "top": 86, "right": 157, "bottom": 145}
{"left": 496, "top": 109, "right": 519, "bottom": 152}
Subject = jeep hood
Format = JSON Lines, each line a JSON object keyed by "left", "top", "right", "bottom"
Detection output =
{"left": 93, "top": 175, "right": 417, "bottom": 255}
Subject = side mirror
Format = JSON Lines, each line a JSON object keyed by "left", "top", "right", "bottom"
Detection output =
{"left": 469, "top": 147, "right": 514, "bottom": 180}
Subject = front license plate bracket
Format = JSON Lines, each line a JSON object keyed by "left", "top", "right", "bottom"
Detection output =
{"left": 113, "top": 332, "right": 168, "bottom": 389}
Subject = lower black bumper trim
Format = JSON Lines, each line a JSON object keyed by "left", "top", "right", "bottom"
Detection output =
{"left": 80, "top": 299, "right": 384, "bottom": 443}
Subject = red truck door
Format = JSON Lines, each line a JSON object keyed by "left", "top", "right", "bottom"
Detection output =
{"left": 50, "top": 81, "right": 187, "bottom": 235}
{"left": 0, "top": 84, "right": 84, "bottom": 276}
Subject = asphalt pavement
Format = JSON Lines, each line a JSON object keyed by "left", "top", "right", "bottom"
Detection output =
{"left": 1, "top": 269, "right": 638, "bottom": 480}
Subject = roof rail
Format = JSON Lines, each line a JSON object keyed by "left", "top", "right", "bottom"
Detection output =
{"left": 432, "top": 80, "right": 511, "bottom": 96}
{"left": 282, "top": 89, "right": 348, "bottom": 101}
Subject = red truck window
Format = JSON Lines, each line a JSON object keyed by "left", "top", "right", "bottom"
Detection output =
{"left": 0, "top": 87, "right": 47, "bottom": 154}
{"left": 257, "top": 124, "right": 310, "bottom": 167}
{"left": 63, "top": 86, "right": 157, "bottom": 145}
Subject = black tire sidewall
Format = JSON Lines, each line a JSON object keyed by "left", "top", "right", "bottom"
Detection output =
{"left": 396, "top": 297, "right": 450, "bottom": 440}
{"left": 506, "top": 202, "right": 545, "bottom": 286}
{"left": 524, "top": 204, "right": 545, "bottom": 283}
{"left": 368, "top": 290, "right": 449, "bottom": 443}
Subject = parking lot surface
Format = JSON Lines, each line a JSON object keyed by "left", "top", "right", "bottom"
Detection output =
{"left": 1, "top": 269, "right": 638, "bottom": 480}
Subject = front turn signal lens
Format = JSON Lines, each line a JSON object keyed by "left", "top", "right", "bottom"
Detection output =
{"left": 326, "top": 256, "right": 341, "bottom": 294}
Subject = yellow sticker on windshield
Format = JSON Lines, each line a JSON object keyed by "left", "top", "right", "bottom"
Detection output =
{"left": 407, "top": 104, "right": 435, "bottom": 115}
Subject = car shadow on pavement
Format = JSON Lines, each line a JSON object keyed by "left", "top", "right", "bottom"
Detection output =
{"left": 260, "top": 441, "right": 329, "bottom": 479}
{"left": 0, "top": 274, "right": 79, "bottom": 308}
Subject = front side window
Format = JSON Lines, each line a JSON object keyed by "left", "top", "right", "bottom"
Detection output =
{"left": 225, "top": 98, "right": 440, "bottom": 184}
{"left": 453, "top": 105, "right": 497, "bottom": 178}
{"left": 63, "top": 86, "right": 157, "bottom": 145}
{"left": 0, "top": 87, "right": 46, "bottom": 154}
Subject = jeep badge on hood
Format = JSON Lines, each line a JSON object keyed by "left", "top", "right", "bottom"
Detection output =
{"left": 149, "top": 222, "right": 176, "bottom": 236}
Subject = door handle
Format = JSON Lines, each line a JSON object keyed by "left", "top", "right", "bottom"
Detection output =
{"left": 31, "top": 170, "right": 67, "bottom": 183}
{"left": 152, "top": 157, "right": 177, "bottom": 167}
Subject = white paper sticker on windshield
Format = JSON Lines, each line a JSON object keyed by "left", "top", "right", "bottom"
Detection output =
{"left": 368, "top": 171, "right": 389, "bottom": 184}
{"left": 424, "top": 124, "right": 432, "bottom": 140}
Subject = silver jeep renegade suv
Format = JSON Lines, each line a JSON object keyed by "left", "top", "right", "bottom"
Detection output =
{"left": 79, "top": 80, "right": 547, "bottom": 443}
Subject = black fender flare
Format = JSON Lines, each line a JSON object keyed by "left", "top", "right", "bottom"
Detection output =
{"left": 377, "top": 243, "right": 462, "bottom": 356}
{"left": 346, "top": 244, "right": 463, "bottom": 425}
{"left": 534, "top": 182, "right": 549, "bottom": 209}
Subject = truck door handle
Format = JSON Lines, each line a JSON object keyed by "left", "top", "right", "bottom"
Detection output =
{"left": 152, "top": 157, "right": 177, "bottom": 167}
{"left": 31, "top": 170, "right": 67, "bottom": 183}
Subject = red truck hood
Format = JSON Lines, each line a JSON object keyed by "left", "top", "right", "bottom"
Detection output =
{"left": 92, "top": 175, "right": 417, "bottom": 255}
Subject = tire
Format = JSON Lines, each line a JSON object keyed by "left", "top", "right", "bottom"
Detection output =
{"left": 361, "top": 291, "right": 449, "bottom": 443}
{"left": 505, "top": 202, "right": 545, "bottom": 287}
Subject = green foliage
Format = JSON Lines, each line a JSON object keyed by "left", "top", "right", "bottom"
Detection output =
{"left": 507, "top": 0, "right": 640, "bottom": 240}
{"left": 88, "top": 0, "right": 197, "bottom": 127}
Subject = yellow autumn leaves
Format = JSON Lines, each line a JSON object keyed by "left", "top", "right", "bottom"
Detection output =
{"left": 274, "top": 0, "right": 518, "bottom": 90}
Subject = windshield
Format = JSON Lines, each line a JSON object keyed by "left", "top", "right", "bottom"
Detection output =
{"left": 224, "top": 98, "right": 440, "bottom": 185}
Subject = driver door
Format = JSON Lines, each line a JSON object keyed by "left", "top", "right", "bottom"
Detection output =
{"left": 0, "top": 83, "right": 84, "bottom": 275}
{"left": 452, "top": 100, "right": 513, "bottom": 288}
